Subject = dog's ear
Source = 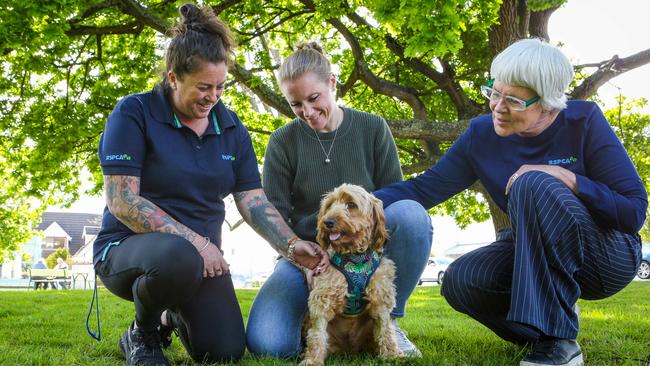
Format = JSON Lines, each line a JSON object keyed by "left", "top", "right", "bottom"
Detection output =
{"left": 370, "top": 195, "right": 388, "bottom": 251}
{"left": 316, "top": 221, "right": 329, "bottom": 251}
{"left": 316, "top": 192, "right": 333, "bottom": 251}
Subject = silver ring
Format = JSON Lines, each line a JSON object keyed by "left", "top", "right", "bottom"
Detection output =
{"left": 511, "top": 173, "right": 519, "bottom": 181}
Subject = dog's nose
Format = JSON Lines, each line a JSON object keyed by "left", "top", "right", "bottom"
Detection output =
{"left": 324, "top": 219, "right": 335, "bottom": 228}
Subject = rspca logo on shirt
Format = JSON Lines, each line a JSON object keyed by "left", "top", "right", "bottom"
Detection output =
{"left": 548, "top": 156, "right": 577, "bottom": 166}
{"left": 105, "top": 154, "right": 132, "bottom": 161}
{"left": 222, "top": 154, "right": 236, "bottom": 161}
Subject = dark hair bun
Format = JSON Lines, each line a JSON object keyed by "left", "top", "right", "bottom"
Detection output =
{"left": 179, "top": 3, "right": 200, "bottom": 22}
{"left": 295, "top": 41, "right": 324, "bottom": 55}
{"left": 179, "top": 3, "right": 204, "bottom": 32}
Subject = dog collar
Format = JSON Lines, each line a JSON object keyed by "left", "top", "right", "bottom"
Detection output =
{"left": 330, "top": 250, "right": 381, "bottom": 316}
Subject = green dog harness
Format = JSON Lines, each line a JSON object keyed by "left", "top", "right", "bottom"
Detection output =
{"left": 330, "top": 250, "right": 381, "bottom": 316}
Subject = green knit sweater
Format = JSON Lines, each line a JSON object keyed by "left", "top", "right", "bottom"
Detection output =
{"left": 263, "top": 107, "right": 403, "bottom": 241}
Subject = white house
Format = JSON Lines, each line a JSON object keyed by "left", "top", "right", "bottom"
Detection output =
{"left": 0, "top": 212, "right": 102, "bottom": 279}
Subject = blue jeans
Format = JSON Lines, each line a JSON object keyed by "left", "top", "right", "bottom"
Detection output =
{"left": 246, "top": 200, "right": 433, "bottom": 357}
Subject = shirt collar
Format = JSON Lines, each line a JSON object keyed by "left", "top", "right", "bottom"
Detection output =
{"left": 148, "top": 85, "right": 236, "bottom": 134}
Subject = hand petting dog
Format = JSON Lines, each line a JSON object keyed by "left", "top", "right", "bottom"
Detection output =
{"left": 292, "top": 240, "right": 329, "bottom": 275}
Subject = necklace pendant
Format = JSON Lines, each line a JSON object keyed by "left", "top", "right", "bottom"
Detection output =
{"left": 325, "top": 158, "right": 331, "bottom": 164}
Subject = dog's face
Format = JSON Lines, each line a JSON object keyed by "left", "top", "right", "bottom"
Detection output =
{"left": 316, "top": 184, "right": 387, "bottom": 255}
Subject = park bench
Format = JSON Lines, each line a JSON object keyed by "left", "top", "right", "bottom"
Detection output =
{"left": 28, "top": 269, "right": 71, "bottom": 290}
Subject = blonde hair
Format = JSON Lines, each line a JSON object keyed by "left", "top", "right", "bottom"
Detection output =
{"left": 490, "top": 38, "right": 574, "bottom": 111}
{"left": 278, "top": 41, "right": 332, "bottom": 83}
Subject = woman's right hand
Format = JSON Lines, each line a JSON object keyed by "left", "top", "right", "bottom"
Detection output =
{"left": 200, "top": 244, "right": 229, "bottom": 278}
{"left": 292, "top": 240, "right": 329, "bottom": 275}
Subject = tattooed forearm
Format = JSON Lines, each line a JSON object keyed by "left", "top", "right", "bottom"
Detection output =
{"left": 104, "top": 175, "right": 200, "bottom": 245}
{"left": 234, "top": 189, "right": 294, "bottom": 254}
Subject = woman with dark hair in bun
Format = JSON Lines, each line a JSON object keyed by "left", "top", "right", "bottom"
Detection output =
{"left": 246, "top": 41, "right": 433, "bottom": 359}
{"left": 93, "top": 4, "right": 328, "bottom": 365}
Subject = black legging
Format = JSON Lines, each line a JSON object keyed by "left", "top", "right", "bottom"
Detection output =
{"left": 96, "top": 232, "right": 245, "bottom": 362}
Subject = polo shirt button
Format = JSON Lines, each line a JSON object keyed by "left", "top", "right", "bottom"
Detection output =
{"left": 196, "top": 145, "right": 201, "bottom": 149}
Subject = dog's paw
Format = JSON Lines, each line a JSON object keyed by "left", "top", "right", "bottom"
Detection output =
{"left": 299, "top": 358, "right": 323, "bottom": 366}
{"left": 380, "top": 348, "right": 406, "bottom": 360}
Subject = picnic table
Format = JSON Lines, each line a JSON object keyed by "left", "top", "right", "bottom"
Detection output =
{"left": 28, "top": 268, "right": 71, "bottom": 290}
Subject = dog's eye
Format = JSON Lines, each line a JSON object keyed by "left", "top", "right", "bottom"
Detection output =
{"left": 345, "top": 202, "right": 357, "bottom": 210}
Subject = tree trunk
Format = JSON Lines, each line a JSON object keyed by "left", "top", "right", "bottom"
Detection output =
{"left": 489, "top": 0, "right": 520, "bottom": 55}
{"left": 529, "top": 7, "right": 559, "bottom": 41}
{"left": 487, "top": 196, "right": 510, "bottom": 233}
{"left": 472, "top": 182, "right": 510, "bottom": 235}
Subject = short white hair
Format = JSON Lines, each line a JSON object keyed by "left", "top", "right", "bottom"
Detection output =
{"left": 490, "top": 38, "right": 574, "bottom": 111}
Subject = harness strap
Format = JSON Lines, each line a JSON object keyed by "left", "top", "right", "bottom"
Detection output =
{"left": 330, "top": 250, "right": 381, "bottom": 316}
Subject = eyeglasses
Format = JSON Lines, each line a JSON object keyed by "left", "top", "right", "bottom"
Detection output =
{"left": 480, "top": 79, "right": 540, "bottom": 111}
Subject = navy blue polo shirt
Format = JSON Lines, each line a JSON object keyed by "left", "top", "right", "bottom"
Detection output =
{"left": 94, "top": 86, "right": 262, "bottom": 265}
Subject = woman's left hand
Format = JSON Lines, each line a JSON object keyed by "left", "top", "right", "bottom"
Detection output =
{"left": 292, "top": 240, "right": 329, "bottom": 275}
{"left": 201, "top": 244, "right": 230, "bottom": 278}
{"left": 506, "top": 164, "right": 577, "bottom": 195}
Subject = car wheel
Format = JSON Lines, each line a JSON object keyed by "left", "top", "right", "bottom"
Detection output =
{"left": 638, "top": 260, "right": 650, "bottom": 280}
{"left": 437, "top": 271, "right": 445, "bottom": 284}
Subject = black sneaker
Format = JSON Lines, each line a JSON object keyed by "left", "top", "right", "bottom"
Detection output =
{"left": 520, "top": 338, "right": 583, "bottom": 366}
{"left": 119, "top": 322, "right": 171, "bottom": 366}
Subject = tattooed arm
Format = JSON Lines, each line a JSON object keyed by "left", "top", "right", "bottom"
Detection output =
{"left": 104, "top": 174, "right": 228, "bottom": 277}
{"left": 233, "top": 188, "right": 329, "bottom": 272}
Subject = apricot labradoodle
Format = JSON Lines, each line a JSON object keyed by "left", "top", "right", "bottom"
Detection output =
{"left": 300, "top": 184, "right": 404, "bottom": 366}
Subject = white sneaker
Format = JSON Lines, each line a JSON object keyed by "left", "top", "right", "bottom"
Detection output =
{"left": 392, "top": 318, "right": 422, "bottom": 357}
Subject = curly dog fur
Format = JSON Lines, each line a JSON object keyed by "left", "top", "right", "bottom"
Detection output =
{"left": 300, "top": 184, "right": 403, "bottom": 366}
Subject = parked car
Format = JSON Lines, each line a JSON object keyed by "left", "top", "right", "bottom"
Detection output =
{"left": 418, "top": 257, "right": 454, "bottom": 285}
{"left": 637, "top": 244, "right": 650, "bottom": 280}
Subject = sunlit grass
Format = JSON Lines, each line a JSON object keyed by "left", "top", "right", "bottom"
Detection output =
{"left": 0, "top": 282, "right": 648, "bottom": 365}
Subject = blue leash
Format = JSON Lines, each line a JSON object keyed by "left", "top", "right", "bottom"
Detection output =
{"left": 85, "top": 274, "right": 101, "bottom": 341}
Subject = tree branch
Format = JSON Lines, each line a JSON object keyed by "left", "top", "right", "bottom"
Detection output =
{"left": 402, "top": 158, "right": 439, "bottom": 176}
{"left": 212, "top": 0, "right": 244, "bottom": 16}
{"left": 245, "top": 127, "right": 273, "bottom": 136}
{"left": 229, "top": 63, "right": 294, "bottom": 117}
{"left": 224, "top": 218, "right": 245, "bottom": 231}
{"left": 115, "top": 0, "right": 170, "bottom": 34}
{"left": 65, "top": 23, "right": 143, "bottom": 36}
{"left": 324, "top": 3, "right": 429, "bottom": 119}
{"left": 386, "top": 118, "right": 469, "bottom": 142}
{"left": 236, "top": 9, "right": 312, "bottom": 41}
{"left": 384, "top": 34, "right": 482, "bottom": 116}
{"left": 570, "top": 49, "right": 650, "bottom": 100}
{"left": 338, "top": 68, "right": 358, "bottom": 98}
{"left": 324, "top": 17, "right": 427, "bottom": 120}
{"left": 75, "top": 0, "right": 118, "bottom": 21}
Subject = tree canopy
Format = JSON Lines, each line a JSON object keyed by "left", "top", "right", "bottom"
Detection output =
{"left": 1, "top": 0, "right": 649, "bottom": 257}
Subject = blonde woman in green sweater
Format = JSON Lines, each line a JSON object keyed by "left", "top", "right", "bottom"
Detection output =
{"left": 246, "top": 42, "right": 433, "bottom": 358}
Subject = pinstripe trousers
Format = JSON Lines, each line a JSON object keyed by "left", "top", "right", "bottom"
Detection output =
{"left": 441, "top": 171, "right": 642, "bottom": 344}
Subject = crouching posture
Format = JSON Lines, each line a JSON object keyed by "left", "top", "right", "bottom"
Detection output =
{"left": 374, "top": 38, "right": 647, "bottom": 366}
{"left": 301, "top": 184, "right": 404, "bottom": 366}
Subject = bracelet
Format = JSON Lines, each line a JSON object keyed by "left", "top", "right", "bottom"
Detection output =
{"left": 286, "top": 236, "right": 299, "bottom": 262}
{"left": 198, "top": 237, "right": 211, "bottom": 253}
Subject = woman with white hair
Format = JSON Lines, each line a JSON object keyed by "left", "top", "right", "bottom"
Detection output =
{"left": 374, "top": 38, "right": 647, "bottom": 366}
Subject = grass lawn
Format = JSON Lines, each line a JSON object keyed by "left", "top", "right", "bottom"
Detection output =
{"left": 0, "top": 282, "right": 648, "bottom": 365}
